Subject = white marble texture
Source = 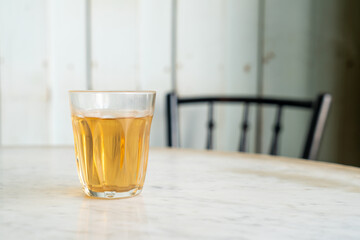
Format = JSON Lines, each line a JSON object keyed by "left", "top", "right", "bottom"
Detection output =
{"left": 0, "top": 147, "right": 360, "bottom": 239}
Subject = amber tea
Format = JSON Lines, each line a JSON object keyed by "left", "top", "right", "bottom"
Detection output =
{"left": 69, "top": 91, "right": 156, "bottom": 199}
{"left": 72, "top": 112, "right": 152, "bottom": 198}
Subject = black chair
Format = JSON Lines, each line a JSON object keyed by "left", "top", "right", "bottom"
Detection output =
{"left": 166, "top": 92, "right": 332, "bottom": 160}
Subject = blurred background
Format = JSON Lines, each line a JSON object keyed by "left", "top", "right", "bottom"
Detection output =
{"left": 0, "top": 0, "right": 359, "bottom": 166}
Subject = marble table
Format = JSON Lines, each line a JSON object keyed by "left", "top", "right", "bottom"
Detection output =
{"left": 1, "top": 147, "right": 360, "bottom": 239}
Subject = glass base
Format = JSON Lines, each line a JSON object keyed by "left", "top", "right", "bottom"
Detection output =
{"left": 83, "top": 186, "right": 143, "bottom": 199}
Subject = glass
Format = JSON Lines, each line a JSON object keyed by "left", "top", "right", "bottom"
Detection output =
{"left": 69, "top": 91, "right": 156, "bottom": 199}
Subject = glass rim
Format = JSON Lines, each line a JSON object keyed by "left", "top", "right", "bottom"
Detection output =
{"left": 69, "top": 90, "right": 156, "bottom": 94}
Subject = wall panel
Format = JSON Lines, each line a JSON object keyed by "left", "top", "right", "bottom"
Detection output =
{"left": 0, "top": 0, "right": 49, "bottom": 145}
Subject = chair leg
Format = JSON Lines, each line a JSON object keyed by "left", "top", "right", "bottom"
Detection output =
{"left": 166, "top": 92, "right": 180, "bottom": 147}
{"left": 302, "top": 93, "right": 332, "bottom": 160}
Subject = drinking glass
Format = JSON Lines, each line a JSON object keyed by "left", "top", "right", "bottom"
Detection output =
{"left": 69, "top": 91, "right": 156, "bottom": 199}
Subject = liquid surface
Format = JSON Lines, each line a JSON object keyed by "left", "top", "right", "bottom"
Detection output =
{"left": 72, "top": 113, "right": 153, "bottom": 193}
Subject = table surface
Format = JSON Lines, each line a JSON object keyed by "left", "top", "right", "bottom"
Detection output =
{"left": 1, "top": 147, "right": 360, "bottom": 239}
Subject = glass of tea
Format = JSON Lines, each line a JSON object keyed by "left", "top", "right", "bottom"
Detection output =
{"left": 69, "top": 91, "right": 156, "bottom": 199}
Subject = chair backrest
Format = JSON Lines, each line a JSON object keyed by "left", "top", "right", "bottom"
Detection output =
{"left": 166, "top": 92, "right": 332, "bottom": 160}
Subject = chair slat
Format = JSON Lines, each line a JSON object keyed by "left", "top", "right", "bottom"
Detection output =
{"left": 239, "top": 103, "right": 250, "bottom": 152}
{"left": 270, "top": 105, "right": 283, "bottom": 155}
{"left": 166, "top": 92, "right": 331, "bottom": 160}
{"left": 206, "top": 102, "right": 215, "bottom": 149}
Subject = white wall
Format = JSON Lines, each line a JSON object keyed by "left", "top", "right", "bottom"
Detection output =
{"left": 261, "top": 0, "right": 344, "bottom": 162}
{"left": 0, "top": 0, "right": 172, "bottom": 147}
{"left": 0, "top": 0, "right": 259, "bottom": 150}
{"left": 177, "top": 0, "right": 259, "bottom": 151}
{"left": 0, "top": 0, "right": 49, "bottom": 145}
{"left": 261, "top": 0, "right": 314, "bottom": 158}
{"left": 48, "top": 0, "right": 88, "bottom": 145}
{"left": 90, "top": 0, "right": 172, "bottom": 147}
{"left": 0, "top": 0, "right": 343, "bottom": 163}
